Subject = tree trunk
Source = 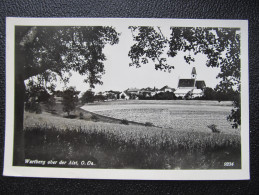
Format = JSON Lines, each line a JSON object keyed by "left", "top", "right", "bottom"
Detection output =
{"left": 13, "top": 75, "right": 25, "bottom": 166}
{"left": 13, "top": 45, "right": 25, "bottom": 166}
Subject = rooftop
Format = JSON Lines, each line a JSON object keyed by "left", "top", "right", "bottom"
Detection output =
{"left": 195, "top": 80, "right": 206, "bottom": 89}
{"left": 178, "top": 79, "right": 195, "bottom": 88}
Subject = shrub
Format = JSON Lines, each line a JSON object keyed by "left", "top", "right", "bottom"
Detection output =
{"left": 25, "top": 100, "right": 42, "bottom": 114}
{"left": 35, "top": 105, "right": 42, "bottom": 114}
{"left": 91, "top": 115, "right": 98, "bottom": 121}
{"left": 64, "top": 114, "right": 77, "bottom": 119}
{"left": 81, "top": 90, "right": 95, "bottom": 104}
{"left": 79, "top": 112, "right": 84, "bottom": 119}
{"left": 145, "top": 122, "right": 154, "bottom": 127}
{"left": 62, "top": 87, "right": 78, "bottom": 116}
{"left": 121, "top": 119, "right": 129, "bottom": 125}
{"left": 46, "top": 95, "right": 56, "bottom": 112}
{"left": 207, "top": 124, "right": 220, "bottom": 133}
{"left": 51, "top": 109, "right": 57, "bottom": 115}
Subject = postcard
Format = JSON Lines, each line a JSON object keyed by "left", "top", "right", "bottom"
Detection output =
{"left": 4, "top": 17, "right": 249, "bottom": 180}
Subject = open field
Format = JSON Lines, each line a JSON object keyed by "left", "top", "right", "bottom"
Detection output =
{"left": 23, "top": 103, "right": 241, "bottom": 169}
{"left": 81, "top": 100, "right": 239, "bottom": 134}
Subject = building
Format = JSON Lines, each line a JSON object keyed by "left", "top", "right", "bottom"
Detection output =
{"left": 124, "top": 88, "right": 140, "bottom": 99}
{"left": 104, "top": 90, "right": 121, "bottom": 100}
{"left": 126, "top": 87, "right": 140, "bottom": 94}
{"left": 138, "top": 87, "right": 159, "bottom": 97}
{"left": 174, "top": 67, "right": 206, "bottom": 98}
{"left": 119, "top": 91, "right": 130, "bottom": 100}
{"left": 160, "top": 85, "right": 175, "bottom": 93}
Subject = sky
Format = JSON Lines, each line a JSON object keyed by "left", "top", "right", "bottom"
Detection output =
{"left": 56, "top": 25, "right": 221, "bottom": 94}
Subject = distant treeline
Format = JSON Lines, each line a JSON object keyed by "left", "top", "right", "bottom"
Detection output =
{"left": 24, "top": 84, "right": 238, "bottom": 115}
{"left": 137, "top": 87, "right": 238, "bottom": 101}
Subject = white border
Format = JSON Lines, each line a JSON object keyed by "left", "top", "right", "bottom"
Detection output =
{"left": 4, "top": 17, "right": 250, "bottom": 180}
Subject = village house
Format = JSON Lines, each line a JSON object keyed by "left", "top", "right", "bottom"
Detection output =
{"left": 160, "top": 85, "right": 175, "bottom": 93}
{"left": 123, "top": 88, "right": 140, "bottom": 99}
{"left": 138, "top": 87, "right": 155, "bottom": 97}
{"left": 119, "top": 91, "right": 130, "bottom": 100}
{"left": 138, "top": 86, "right": 175, "bottom": 98}
{"left": 150, "top": 87, "right": 159, "bottom": 96}
{"left": 174, "top": 67, "right": 206, "bottom": 98}
{"left": 126, "top": 87, "right": 140, "bottom": 95}
{"left": 103, "top": 90, "right": 121, "bottom": 100}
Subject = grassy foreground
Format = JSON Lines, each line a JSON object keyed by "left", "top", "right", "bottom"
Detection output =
{"left": 23, "top": 113, "right": 241, "bottom": 169}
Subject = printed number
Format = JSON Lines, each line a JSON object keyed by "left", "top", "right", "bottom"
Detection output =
{"left": 224, "top": 162, "right": 234, "bottom": 166}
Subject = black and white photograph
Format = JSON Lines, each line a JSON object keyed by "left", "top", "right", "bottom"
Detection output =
{"left": 4, "top": 18, "right": 249, "bottom": 180}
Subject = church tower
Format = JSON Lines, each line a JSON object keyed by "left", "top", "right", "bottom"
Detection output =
{"left": 191, "top": 67, "right": 197, "bottom": 79}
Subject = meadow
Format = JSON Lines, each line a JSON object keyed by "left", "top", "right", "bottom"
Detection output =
{"left": 23, "top": 100, "right": 241, "bottom": 169}
{"left": 81, "top": 100, "right": 238, "bottom": 134}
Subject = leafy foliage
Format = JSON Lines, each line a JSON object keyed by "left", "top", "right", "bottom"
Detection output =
{"left": 24, "top": 79, "right": 51, "bottom": 113}
{"left": 79, "top": 112, "right": 84, "bottom": 119}
{"left": 94, "top": 92, "right": 106, "bottom": 102}
{"left": 25, "top": 100, "right": 42, "bottom": 114}
{"left": 16, "top": 26, "right": 120, "bottom": 88}
{"left": 62, "top": 87, "right": 79, "bottom": 116}
{"left": 128, "top": 26, "right": 173, "bottom": 71}
{"left": 227, "top": 94, "right": 241, "bottom": 128}
{"left": 25, "top": 79, "right": 51, "bottom": 103}
{"left": 90, "top": 115, "right": 99, "bottom": 122}
{"left": 138, "top": 92, "right": 176, "bottom": 100}
{"left": 14, "top": 26, "right": 120, "bottom": 163}
{"left": 184, "top": 90, "right": 193, "bottom": 100}
{"left": 81, "top": 90, "right": 95, "bottom": 104}
{"left": 129, "top": 26, "right": 241, "bottom": 128}
{"left": 121, "top": 119, "right": 129, "bottom": 125}
{"left": 145, "top": 122, "right": 154, "bottom": 127}
{"left": 207, "top": 124, "right": 221, "bottom": 133}
{"left": 169, "top": 27, "right": 241, "bottom": 127}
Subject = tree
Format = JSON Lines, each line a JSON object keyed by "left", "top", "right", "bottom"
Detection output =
{"left": 184, "top": 90, "right": 193, "bottom": 100}
{"left": 129, "top": 26, "right": 240, "bottom": 128}
{"left": 128, "top": 26, "right": 172, "bottom": 71}
{"left": 81, "top": 90, "right": 95, "bottom": 104}
{"left": 62, "top": 87, "right": 78, "bottom": 116}
{"left": 14, "top": 26, "right": 120, "bottom": 165}
{"left": 94, "top": 94, "right": 106, "bottom": 102}
{"left": 153, "top": 92, "right": 176, "bottom": 100}
{"left": 24, "top": 79, "right": 52, "bottom": 113}
{"left": 203, "top": 87, "right": 217, "bottom": 100}
{"left": 46, "top": 95, "right": 56, "bottom": 113}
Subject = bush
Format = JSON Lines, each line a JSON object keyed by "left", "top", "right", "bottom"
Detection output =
{"left": 64, "top": 114, "right": 77, "bottom": 119}
{"left": 46, "top": 95, "right": 56, "bottom": 112}
{"left": 91, "top": 115, "right": 98, "bottom": 121}
{"left": 50, "top": 109, "right": 57, "bottom": 115}
{"left": 145, "top": 122, "right": 154, "bottom": 127}
{"left": 35, "top": 105, "right": 42, "bottom": 114}
{"left": 121, "top": 119, "right": 129, "bottom": 125}
{"left": 207, "top": 124, "right": 220, "bottom": 133}
{"left": 62, "top": 87, "right": 78, "bottom": 116}
{"left": 79, "top": 112, "right": 84, "bottom": 119}
{"left": 25, "top": 100, "right": 42, "bottom": 114}
{"left": 81, "top": 90, "right": 95, "bottom": 104}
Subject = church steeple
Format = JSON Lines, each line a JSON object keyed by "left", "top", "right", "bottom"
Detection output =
{"left": 191, "top": 67, "right": 197, "bottom": 79}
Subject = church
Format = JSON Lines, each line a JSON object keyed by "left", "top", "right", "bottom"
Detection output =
{"left": 174, "top": 67, "right": 206, "bottom": 98}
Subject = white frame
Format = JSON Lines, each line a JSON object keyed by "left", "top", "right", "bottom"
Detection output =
{"left": 4, "top": 17, "right": 249, "bottom": 180}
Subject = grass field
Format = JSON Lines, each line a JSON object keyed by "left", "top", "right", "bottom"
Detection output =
{"left": 23, "top": 100, "right": 241, "bottom": 169}
{"left": 81, "top": 100, "right": 239, "bottom": 134}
